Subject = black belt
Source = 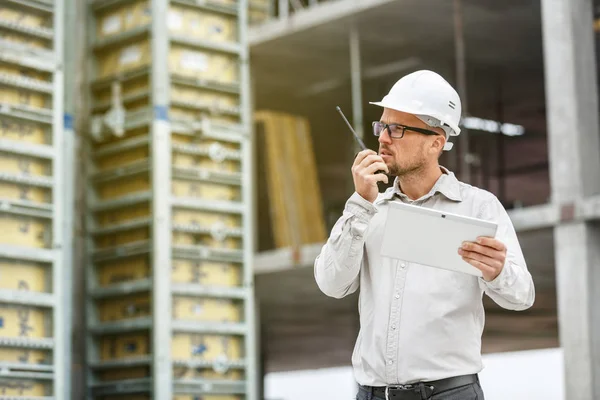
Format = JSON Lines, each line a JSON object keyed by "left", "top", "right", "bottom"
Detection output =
{"left": 364, "top": 374, "right": 479, "bottom": 399}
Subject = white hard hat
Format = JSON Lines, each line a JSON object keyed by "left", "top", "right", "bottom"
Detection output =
{"left": 369, "top": 70, "right": 462, "bottom": 151}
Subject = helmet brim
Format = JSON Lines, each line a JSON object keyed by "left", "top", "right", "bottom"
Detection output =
{"left": 369, "top": 100, "right": 461, "bottom": 136}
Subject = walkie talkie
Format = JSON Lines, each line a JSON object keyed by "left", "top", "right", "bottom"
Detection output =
{"left": 336, "top": 106, "right": 386, "bottom": 175}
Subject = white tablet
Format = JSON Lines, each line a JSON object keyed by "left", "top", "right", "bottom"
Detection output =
{"left": 380, "top": 202, "right": 498, "bottom": 277}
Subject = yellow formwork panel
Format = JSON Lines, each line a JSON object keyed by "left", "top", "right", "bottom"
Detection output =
{"left": 174, "top": 396, "right": 241, "bottom": 400}
{"left": 98, "top": 367, "right": 150, "bottom": 382}
{"left": 99, "top": 397, "right": 149, "bottom": 400}
{"left": 98, "top": 294, "right": 150, "bottom": 322}
{"left": 96, "top": 204, "right": 151, "bottom": 228}
{"left": 172, "top": 151, "right": 239, "bottom": 174}
{"left": 0, "top": 152, "right": 51, "bottom": 176}
{"left": 170, "top": 109, "right": 240, "bottom": 128}
{"left": 170, "top": 85, "right": 239, "bottom": 114}
{"left": 95, "top": 227, "right": 150, "bottom": 250}
{"left": 168, "top": 5, "right": 237, "bottom": 43}
{"left": 0, "top": 380, "right": 48, "bottom": 397}
{"left": 172, "top": 297, "right": 242, "bottom": 323}
{"left": 172, "top": 333, "right": 242, "bottom": 361}
{"left": 100, "top": 332, "right": 150, "bottom": 360}
{"left": 172, "top": 231, "right": 241, "bottom": 250}
{"left": 172, "top": 209, "right": 241, "bottom": 229}
{"left": 172, "top": 260, "right": 241, "bottom": 287}
{"left": 97, "top": 256, "right": 150, "bottom": 286}
{"left": 0, "top": 215, "right": 50, "bottom": 248}
{"left": 0, "top": 65, "right": 50, "bottom": 109}
{"left": 0, "top": 181, "right": 50, "bottom": 203}
{"left": 0, "top": 348, "right": 49, "bottom": 364}
{"left": 0, "top": 6, "right": 52, "bottom": 30}
{"left": 171, "top": 137, "right": 240, "bottom": 173}
{"left": 174, "top": 368, "right": 243, "bottom": 381}
{"left": 95, "top": 0, "right": 150, "bottom": 40}
{"left": 0, "top": 260, "right": 49, "bottom": 292}
{"left": 0, "top": 305, "right": 49, "bottom": 338}
{"left": 97, "top": 40, "right": 151, "bottom": 79}
{"left": 171, "top": 180, "right": 240, "bottom": 202}
{"left": 0, "top": 30, "right": 48, "bottom": 50}
{"left": 0, "top": 120, "right": 49, "bottom": 145}
{"left": 94, "top": 77, "right": 150, "bottom": 113}
{"left": 169, "top": 45, "right": 238, "bottom": 84}
{"left": 95, "top": 145, "right": 149, "bottom": 168}
{"left": 95, "top": 175, "right": 150, "bottom": 200}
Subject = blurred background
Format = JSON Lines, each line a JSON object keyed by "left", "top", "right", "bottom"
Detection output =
{"left": 0, "top": 0, "right": 598, "bottom": 399}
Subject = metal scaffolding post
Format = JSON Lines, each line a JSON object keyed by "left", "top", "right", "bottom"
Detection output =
{"left": 453, "top": 0, "right": 470, "bottom": 182}
{"left": 349, "top": 25, "right": 363, "bottom": 146}
{"left": 150, "top": 0, "right": 173, "bottom": 397}
{"left": 541, "top": 0, "right": 600, "bottom": 399}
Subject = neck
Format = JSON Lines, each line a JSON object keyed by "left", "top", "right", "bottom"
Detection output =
{"left": 397, "top": 163, "right": 443, "bottom": 200}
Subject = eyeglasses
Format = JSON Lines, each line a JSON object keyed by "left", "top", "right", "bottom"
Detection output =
{"left": 372, "top": 121, "right": 441, "bottom": 139}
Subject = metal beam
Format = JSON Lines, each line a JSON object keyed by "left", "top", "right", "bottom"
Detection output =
{"left": 541, "top": 1, "right": 600, "bottom": 399}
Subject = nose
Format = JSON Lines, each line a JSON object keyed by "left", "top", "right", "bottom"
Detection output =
{"left": 378, "top": 128, "right": 392, "bottom": 145}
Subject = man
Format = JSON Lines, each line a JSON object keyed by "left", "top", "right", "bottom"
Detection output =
{"left": 314, "top": 70, "right": 535, "bottom": 400}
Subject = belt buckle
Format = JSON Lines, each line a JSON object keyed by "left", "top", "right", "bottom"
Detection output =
{"left": 384, "top": 384, "right": 415, "bottom": 400}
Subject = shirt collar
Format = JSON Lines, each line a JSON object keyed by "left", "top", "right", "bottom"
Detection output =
{"left": 379, "top": 166, "right": 463, "bottom": 203}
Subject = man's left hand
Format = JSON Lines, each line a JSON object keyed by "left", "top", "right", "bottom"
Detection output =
{"left": 458, "top": 237, "right": 507, "bottom": 282}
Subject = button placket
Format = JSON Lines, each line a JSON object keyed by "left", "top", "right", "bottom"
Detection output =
{"left": 385, "top": 261, "right": 408, "bottom": 382}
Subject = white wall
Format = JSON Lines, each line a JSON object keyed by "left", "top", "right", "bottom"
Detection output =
{"left": 264, "top": 348, "right": 564, "bottom": 400}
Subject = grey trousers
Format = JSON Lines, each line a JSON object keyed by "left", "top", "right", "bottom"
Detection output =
{"left": 356, "top": 382, "right": 485, "bottom": 400}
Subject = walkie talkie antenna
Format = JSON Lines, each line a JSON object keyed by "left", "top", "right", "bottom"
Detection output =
{"left": 336, "top": 106, "right": 386, "bottom": 176}
{"left": 336, "top": 106, "right": 366, "bottom": 150}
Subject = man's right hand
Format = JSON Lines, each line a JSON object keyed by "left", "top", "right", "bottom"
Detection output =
{"left": 352, "top": 150, "right": 389, "bottom": 203}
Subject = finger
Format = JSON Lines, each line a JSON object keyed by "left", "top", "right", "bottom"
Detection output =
{"left": 365, "top": 161, "right": 389, "bottom": 175}
{"left": 458, "top": 248, "right": 503, "bottom": 270}
{"left": 461, "top": 242, "right": 503, "bottom": 260}
{"left": 359, "top": 154, "right": 384, "bottom": 170}
{"left": 353, "top": 149, "right": 377, "bottom": 168}
{"left": 462, "top": 256, "right": 496, "bottom": 276}
{"left": 370, "top": 173, "right": 389, "bottom": 185}
{"left": 477, "top": 237, "right": 506, "bottom": 252}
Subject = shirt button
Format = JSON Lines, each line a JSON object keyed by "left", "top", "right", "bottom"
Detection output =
{"left": 395, "top": 293, "right": 400, "bottom": 299}
{"left": 388, "top": 360, "right": 393, "bottom": 365}
{"left": 392, "top": 324, "right": 396, "bottom": 330}
{"left": 401, "top": 263, "right": 406, "bottom": 268}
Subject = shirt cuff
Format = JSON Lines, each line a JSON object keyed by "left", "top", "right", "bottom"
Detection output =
{"left": 483, "top": 258, "right": 515, "bottom": 290}
{"left": 346, "top": 192, "right": 378, "bottom": 220}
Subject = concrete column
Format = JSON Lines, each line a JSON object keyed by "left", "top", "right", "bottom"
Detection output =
{"left": 541, "top": 1, "right": 600, "bottom": 399}
{"left": 349, "top": 25, "right": 364, "bottom": 144}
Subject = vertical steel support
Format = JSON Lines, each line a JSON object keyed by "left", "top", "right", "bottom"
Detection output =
{"left": 279, "top": 0, "right": 289, "bottom": 19}
{"left": 52, "top": 0, "right": 68, "bottom": 397}
{"left": 349, "top": 25, "right": 363, "bottom": 147}
{"left": 453, "top": 0, "right": 470, "bottom": 182}
{"left": 61, "top": 0, "right": 76, "bottom": 397}
{"left": 151, "top": 0, "right": 173, "bottom": 398}
{"left": 541, "top": 0, "right": 600, "bottom": 399}
{"left": 240, "top": 0, "right": 258, "bottom": 398}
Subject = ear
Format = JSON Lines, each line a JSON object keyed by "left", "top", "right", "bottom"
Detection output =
{"left": 430, "top": 134, "right": 445, "bottom": 155}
